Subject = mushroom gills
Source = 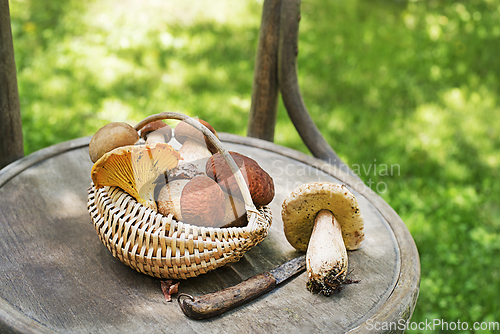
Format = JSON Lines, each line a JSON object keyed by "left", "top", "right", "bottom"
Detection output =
{"left": 306, "top": 209, "right": 349, "bottom": 296}
{"left": 91, "top": 143, "right": 181, "bottom": 213}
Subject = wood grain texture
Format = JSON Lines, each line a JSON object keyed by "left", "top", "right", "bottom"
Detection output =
{"left": 0, "top": 0, "right": 24, "bottom": 170}
{"left": 247, "top": 0, "right": 282, "bottom": 142}
{"left": 0, "top": 135, "right": 419, "bottom": 333}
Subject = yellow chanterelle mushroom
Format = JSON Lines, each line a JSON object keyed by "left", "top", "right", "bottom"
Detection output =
{"left": 91, "top": 143, "right": 181, "bottom": 211}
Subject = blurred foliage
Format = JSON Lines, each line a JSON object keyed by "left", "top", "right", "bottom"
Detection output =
{"left": 9, "top": 0, "right": 500, "bottom": 331}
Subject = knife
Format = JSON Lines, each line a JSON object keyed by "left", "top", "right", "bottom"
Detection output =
{"left": 177, "top": 255, "right": 306, "bottom": 319}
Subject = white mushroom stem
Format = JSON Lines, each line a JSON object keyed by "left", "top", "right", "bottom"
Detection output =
{"left": 178, "top": 138, "right": 212, "bottom": 173}
{"left": 158, "top": 179, "right": 188, "bottom": 221}
{"left": 306, "top": 209, "right": 348, "bottom": 296}
{"left": 221, "top": 192, "right": 246, "bottom": 227}
{"left": 146, "top": 131, "right": 168, "bottom": 145}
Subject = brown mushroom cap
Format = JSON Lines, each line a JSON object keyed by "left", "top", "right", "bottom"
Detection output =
{"left": 88, "top": 122, "right": 139, "bottom": 163}
{"left": 157, "top": 176, "right": 226, "bottom": 227}
{"left": 174, "top": 119, "right": 219, "bottom": 154}
{"left": 206, "top": 151, "right": 275, "bottom": 207}
{"left": 281, "top": 182, "right": 365, "bottom": 252}
{"left": 140, "top": 120, "right": 172, "bottom": 142}
{"left": 180, "top": 175, "right": 225, "bottom": 227}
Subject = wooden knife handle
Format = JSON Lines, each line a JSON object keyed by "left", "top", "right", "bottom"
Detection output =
{"left": 178, "top": 272, "right": 277, "bottom": 319}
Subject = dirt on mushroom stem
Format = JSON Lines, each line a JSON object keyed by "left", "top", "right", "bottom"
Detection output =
{"left": 306, "top": 268, "right": 360, "bottom": 296}
{"left": 281, "top": 182, "right": 365, "bottom": 297}
{"left": 305, "top": 209, "right": 356, "bottom": 296}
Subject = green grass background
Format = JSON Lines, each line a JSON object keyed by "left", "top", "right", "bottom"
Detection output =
{"left": 9, "top": 0, "right": 500, "bottom": 332}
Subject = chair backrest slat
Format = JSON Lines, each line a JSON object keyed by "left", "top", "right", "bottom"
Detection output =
{"left": 0, "top": 0, "right": 24, "bottom": 170}
{"left": 247, "top": 0, "right": 281, "bottom": 142}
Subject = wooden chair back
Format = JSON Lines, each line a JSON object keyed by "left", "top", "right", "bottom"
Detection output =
{"left": 0, "top": 0, "right": 24, "bottom": 169}
{"left": 0, "top": 0, "right": 350, "bottom": 176}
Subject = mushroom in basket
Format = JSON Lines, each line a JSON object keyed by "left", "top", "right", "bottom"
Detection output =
{"left": 281, "top": 182, "right": 364, "bottom": 296}
{"left": 157, "top": 175, "right": 225, "bottom": 227}
{"left": 139, "top": 120, "right": 173, "bottom": 145}
{"left": 91, "top": 143, "right": 181, "bottom": 211}
{"left": 88, "top": 122, "right": 139, "bottom": 163}
{"left": 206, "top": 151, "right": 275, "bottom": 227}
{"left": 158, "top": 150, "right": 275, "bottom": 228}
{"left": 206, "top": 151, "right": 275, "bottom": 207}
{"left": 158, "top": 171, "right": 248, "bottom": 228}
{"left": 174, "top": 119, "right": 219, "bottom": 173}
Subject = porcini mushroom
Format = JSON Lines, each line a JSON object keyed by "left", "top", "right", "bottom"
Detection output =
{"left": 88, "top": 122, "right": 140, "bottom": 163}
{"left": 91, "top": 143, "right": 181, "bottom": 211}
{"left": 158, "top": 179, "right": 188, "bottom": 221}
{"left": 174, "top": 119, "right": 219, "bottom": 173}
{"left": 221, "top": 192, "right": 247, "bottom": 228}
{"left": 140, "top": 120, "right": 173, "bottom": 145}
{"left": 158, "top": 175, "right": 225, "bottom": 227}
{"left": 206, "top": 151, "right": 275, "bottom": 207}
{"left": 163, "top": 160, "right": 247, "bottom": 227}
{"left": 281, "top": 182, "right": 364, "bottom": 296}
{"left": 165, "top": 163, "right": 204, "bottom": 182}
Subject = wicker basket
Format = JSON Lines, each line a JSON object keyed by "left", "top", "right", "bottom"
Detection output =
{"left": 87, "top": 112, "right": 273, "bottom": 279}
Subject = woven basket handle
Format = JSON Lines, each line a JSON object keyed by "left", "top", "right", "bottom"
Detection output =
{"left": 135, "top": 112, "right": 262, "bottom": 232}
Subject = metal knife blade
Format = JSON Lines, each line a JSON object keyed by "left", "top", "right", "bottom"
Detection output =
{"left": 270, "top": 254, "right": 306, "bottom": 284}
{"left": 177, "top": 255, "right": 306, "bottom": 319}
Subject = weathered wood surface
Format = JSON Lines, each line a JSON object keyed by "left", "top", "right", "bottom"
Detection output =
{"left": 247, "top": 0, "right": 282, "bottom": 142}
{"left": 0, "top": 0, "right": 24, "bottom": 170}
{"left": 0, "top": 135, "right": 419, "bottom": 333}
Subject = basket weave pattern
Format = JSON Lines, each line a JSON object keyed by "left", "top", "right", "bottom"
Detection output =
{"left": 87, "top": 185, "right": 272, "bottom": 279}
{"left": 87, "top": 112, "right": 273, "bottom": 279}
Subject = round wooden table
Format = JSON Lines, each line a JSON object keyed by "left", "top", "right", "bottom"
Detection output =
{"left": 0, "top": 134, "right": 419, "bottom": 333}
